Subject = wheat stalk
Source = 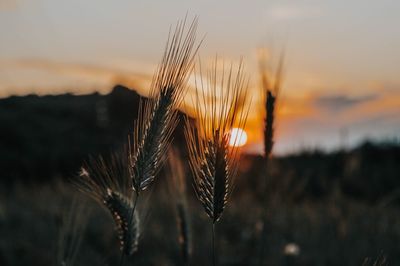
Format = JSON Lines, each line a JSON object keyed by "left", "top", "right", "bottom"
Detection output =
{"left": 257, "top": 48, "right": 285, "bottom": 265}
{"left": 167, "top": 148, "right": 191, "bottom": 265}
{"left": 56, "top": 196, "right": 89, "bottom": 266}
{"left": 120, "top": 17, "right": 199, "bottom": 266}
{"left": 185, "top": 59, "right": 249, "bottom": 265}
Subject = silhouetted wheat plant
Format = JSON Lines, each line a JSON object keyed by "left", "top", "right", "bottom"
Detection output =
{"left": 257, "top": 48, "right": 285, "bottom": 265}
{"left": 185, "top": 59, "right": 249, "bottom": 266}
{"left": 74, "top": 17, "right": 200, "bottom": 266}
{"left": 122, "top": 17, "right": 199, "bottom": 265}
{"left": 74, "top": 153, "right": 140, "bottom": 256}
{"left": 167, "top": 148, "right": 192, "bottom": 265}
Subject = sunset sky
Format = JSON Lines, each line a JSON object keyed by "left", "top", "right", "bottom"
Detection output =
{"left": 1, "top": 0, "right": 399, "bottom": 154}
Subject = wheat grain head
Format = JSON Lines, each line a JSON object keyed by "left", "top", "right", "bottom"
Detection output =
{"left": 185, "top": 59, "right": 249, "bottom": 223}
{"left": 74, "top": 153, "right": 140, "bottom": 255}
{"left": 129, "top": 17, "right": 200, "bottom": 193}
{"left": 257, "top": 48, "right": 284, "bottom": 160}
{"left": 105, "top": 190, "right": 140, "bottom": 255}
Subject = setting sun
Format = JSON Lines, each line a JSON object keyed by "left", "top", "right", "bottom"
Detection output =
{"left": 229, "top": 128, "right": 248, "bottom": 147}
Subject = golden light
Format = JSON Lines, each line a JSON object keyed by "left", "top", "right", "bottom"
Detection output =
{"left": 229, "top": 128, "right": 248, "bottom": 147}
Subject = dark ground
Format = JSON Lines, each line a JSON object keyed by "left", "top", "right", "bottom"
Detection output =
{"left": 0, "top": 86, "right": 399, "bottom": 265}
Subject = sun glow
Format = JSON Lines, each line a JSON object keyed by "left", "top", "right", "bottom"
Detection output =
{"left": 229, "top": 128, "right": 248, "bottom": 147}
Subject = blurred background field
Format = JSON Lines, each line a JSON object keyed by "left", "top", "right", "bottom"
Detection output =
{"left": 0, "top": 86, "right": 399, "bottom": 265}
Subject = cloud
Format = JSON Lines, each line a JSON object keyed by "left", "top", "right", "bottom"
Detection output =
{"left": 313, "top": 94, "right": 378, "bottom": 112}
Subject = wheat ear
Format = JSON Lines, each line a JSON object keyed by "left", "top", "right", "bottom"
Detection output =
{"left": 185, "top": 59, "right": 249, "bottom": 265}
{"left": 258, "top": 48, "right": 284, "bottom": 161}
{"left": 105, "top": 190, "right": 140, "bottom": 255}
{"left": 129, "top": 17, "right": 200, "bottom": 193}
{"left": 74, "top": 153, "right": 140, "bottom": 256}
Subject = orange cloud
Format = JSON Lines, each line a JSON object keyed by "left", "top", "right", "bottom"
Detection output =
{"left": 0, "top": 58, "right": 153, "bottom": 97}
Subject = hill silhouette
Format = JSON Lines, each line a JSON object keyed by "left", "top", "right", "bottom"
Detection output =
{"left": 0, "top": 85, "right": 399, "bottom": 203}
{"left": 0, "top": 85, "right": 145, "bottom": 183}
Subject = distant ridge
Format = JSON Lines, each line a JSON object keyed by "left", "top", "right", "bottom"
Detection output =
{"left": 1, "top": 85, "right": 400, "bottom": 204}
{"left": 0, "top": 85, "right": 145, "bottom": 183}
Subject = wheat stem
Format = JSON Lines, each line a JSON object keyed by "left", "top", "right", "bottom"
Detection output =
{"left": 176, "top": 202, "right": 190, "bottom": 265}
{"left": 118, "top": 191, "right": 139, "bottom": 266}
{"left": 258, "top": 212, "right": 268, "bottom": 266}
{"left": 166, "top": 149, "right": 192, "bottom": 265}
{"left": 211, "top": 222, "right": 216, "bottom": 266}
